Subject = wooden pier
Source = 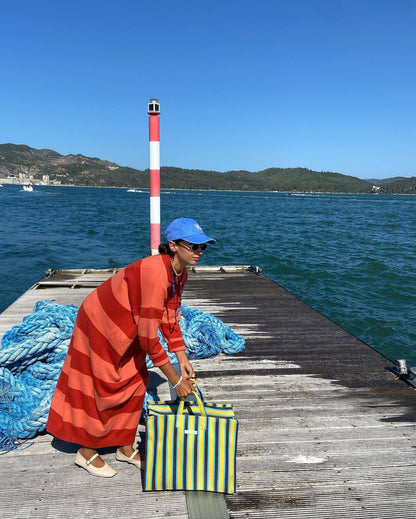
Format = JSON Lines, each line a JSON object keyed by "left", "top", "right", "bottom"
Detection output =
{"left": 1, "top": 266, "right": 416, "bottom": 518}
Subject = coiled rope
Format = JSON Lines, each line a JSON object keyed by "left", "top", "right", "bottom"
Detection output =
{"left": 0, "top": 300, "right": 245, "bottom": 454}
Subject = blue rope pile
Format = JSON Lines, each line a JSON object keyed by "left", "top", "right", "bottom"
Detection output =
{"left": 146, "top": 305, "right": 245, "bottom": 367}
{"left": 0, "top": 299, "right": 245, "bottom": 454}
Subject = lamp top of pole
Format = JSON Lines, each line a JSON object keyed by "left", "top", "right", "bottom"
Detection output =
{"left": 148, "top": 98, "right": 160, "bottom": 115}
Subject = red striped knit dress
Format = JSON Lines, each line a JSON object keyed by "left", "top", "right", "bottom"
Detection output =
{"left": 46, "top": 253, "right": 187, "bottom": 448}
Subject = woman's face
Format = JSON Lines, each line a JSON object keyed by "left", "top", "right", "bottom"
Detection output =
{"left": 169, "top": 240, "right": 207, "bottom": 268}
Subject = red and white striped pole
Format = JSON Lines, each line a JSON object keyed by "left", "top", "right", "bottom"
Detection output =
{"left": 148, "top": 98, "right": 161, "bottom": 255}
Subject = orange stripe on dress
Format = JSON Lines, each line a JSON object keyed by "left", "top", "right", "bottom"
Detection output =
{"left": 54, "top": 383, "right": 147, "bottom": 427}
{"left": 96, "top": 276, "right": 138, "bottom": 338}
{"left": 47, "top": 408, "right": 138, "bottom": 448}
{"left": 109, "top": 268, "right": 132, "bottom": 310}
{"left": 63, "top": 347, "right": 148, "bottom": 399}
{"left": 83, "top": 290, "right": 136, "bottom": 357}
{"left": 64, "top": 404, "right": 143, "bottom": 434}
{"left": 74, "top": 311, "right": 123, "bottom": 366}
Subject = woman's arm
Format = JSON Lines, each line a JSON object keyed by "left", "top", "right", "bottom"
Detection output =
{"left": 175, "top": 350, "right": 195, "bottom": 379}
{"left": 158, "top": 361, "right": 195, "bottom": 399}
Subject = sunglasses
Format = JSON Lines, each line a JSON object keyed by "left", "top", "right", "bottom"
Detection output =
{"left": 179, "top": 241, "right": 208, "bottom": 252}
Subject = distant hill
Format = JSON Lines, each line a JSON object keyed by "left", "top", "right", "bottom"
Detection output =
{"left": 364, "top": 176, "right": 407, "bottom": 185}
{"left": 0, "top": 143, "right": 120, "bottom": 186}
{"left": 377, "top": 176, "right": 416, "bottom": 194}
{"left": 0, "top": 143, "right": 413, "bottom": 193}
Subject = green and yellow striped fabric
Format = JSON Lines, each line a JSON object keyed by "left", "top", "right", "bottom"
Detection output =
{"left": 145, "top": 392, "right": 238, "bottom": 494}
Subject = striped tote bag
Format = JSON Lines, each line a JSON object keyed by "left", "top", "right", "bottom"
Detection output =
{"left": 144, "top": 391, "right": 238, "bottom": 494}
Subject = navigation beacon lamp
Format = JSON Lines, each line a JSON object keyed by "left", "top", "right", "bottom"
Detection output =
{"left": 148, "top": 98, "right": 161, "bottom": 255}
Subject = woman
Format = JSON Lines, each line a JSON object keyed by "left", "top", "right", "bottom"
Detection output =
{"left": 46, "top": 218, "right": 216, "bottom": 477}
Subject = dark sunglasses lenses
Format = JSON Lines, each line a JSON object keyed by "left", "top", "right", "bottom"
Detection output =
{"left": 179, "top": 241, "right": 208, "bottom": 252}
{"left": 191, "top": 243, "right": 208, "bottom": 251}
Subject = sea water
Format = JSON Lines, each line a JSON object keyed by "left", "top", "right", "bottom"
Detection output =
{"left": 1, "top": 184, "right": 415, "bottom": 365}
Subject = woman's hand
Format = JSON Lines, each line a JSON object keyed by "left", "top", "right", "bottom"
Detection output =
{"left": 175, "top": 350, "right": 195, "bottom": 379}
{"left": 158, "top": 359, "right": 195, "bottom": 400}
{"left": 179, "top": 358, "right": 195, "bottom": 379}
{"left": 175, "top": 377, "right": 195, "bottom": 400}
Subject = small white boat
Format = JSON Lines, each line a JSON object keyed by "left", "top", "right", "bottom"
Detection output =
{"left": 23, "top": 184, "right": 34, "bottom": 192}
{"left": 127, "top": 188, "right": 142, "bottom": 193}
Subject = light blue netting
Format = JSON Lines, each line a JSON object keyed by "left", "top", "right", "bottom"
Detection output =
{"left": 0, "top": 300, "right": 245, "bottom": 453}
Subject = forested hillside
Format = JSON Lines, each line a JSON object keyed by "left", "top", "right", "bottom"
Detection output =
{"left": 0, "top": 143, "right": 413, "bottom": 193}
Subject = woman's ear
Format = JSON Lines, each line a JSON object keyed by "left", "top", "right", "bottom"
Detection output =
{"left": 168, "top": 240, "right": 178, "bottom": 252}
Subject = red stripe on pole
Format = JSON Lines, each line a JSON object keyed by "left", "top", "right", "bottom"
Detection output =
{"left": 149, "top": 116, "right": 160, "bottom": 141}
{"left": 150, "top": 170, "right": 160, "bottom": 196}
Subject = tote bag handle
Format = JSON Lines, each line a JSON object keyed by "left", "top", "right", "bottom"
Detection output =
{"left": 189, "top": 379, "right": 207, "bottom": 402}
{"left": 176, "top": 390, "right": 207, "bottom": 430}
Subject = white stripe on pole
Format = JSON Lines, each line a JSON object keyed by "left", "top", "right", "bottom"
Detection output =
{"left": 149, "top": 141, "right": 160, "bottom": 170}
{"left": 150, "top": 196, "right": 160, "bottom": 223}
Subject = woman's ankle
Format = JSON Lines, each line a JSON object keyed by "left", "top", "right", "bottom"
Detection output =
{"left": 118, "top": 445, "right": 134, "bottom": 457}
{"left": 79, "top": 447, "right": 104, "bottom": 467}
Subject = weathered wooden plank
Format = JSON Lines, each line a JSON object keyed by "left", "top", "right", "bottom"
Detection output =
{"left": 186, "top": 491, "right": 229, "bottom": 519}
{"left": 229, "top": 462, "right": 416, "bottom": 487}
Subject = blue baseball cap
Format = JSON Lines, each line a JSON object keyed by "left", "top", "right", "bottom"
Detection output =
{"left": 165, "top": 218, "right": 216, "bottom": 244}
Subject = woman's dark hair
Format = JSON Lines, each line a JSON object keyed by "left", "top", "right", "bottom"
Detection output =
{"left": 158, "top": 240, "right": 182, "bottom": 257}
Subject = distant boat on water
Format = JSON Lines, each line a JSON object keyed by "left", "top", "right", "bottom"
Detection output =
{"left": 127, "top": 188, "right": 142, "bottom": 193}
{"left": 23, "top": 184, "right": 34, "bottom": 192}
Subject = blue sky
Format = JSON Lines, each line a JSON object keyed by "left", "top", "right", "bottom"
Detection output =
{"left": 1, "top": 0, "right": 415, "bottom": 179}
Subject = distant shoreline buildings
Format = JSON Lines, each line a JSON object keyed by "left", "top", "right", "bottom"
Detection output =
{"left": 0, "top": 173, "right": 56, "bottom": 186}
